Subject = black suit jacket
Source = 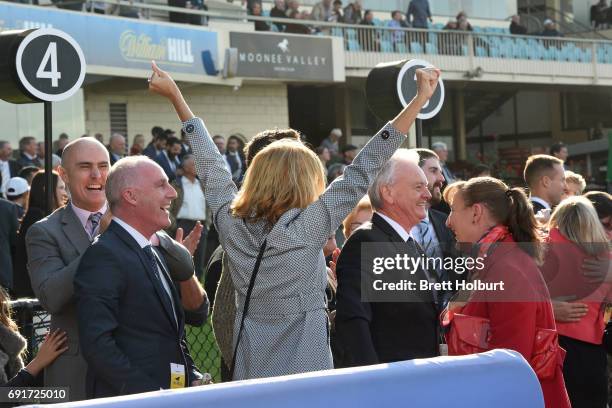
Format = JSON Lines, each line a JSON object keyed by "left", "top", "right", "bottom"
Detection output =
{"left": 429, "top": 209, "right": 454, "bottom": 258}
{"left": 427, "top": 208, "right": 465, "bottom": 303}
{"left": 0, "top": 199, "right": 18, "bottom": 290}
{"left": 74, "top": 221, "right": 201, "bottom": 398}
{"left": 16, "top": 153, "right": 41, "bottom": 168}
{"left": 108, "top": 149, "right": 122, "bottom": 166}
{"left": 335, "top": 213, "right": 439, "bottom": 368}
{"left": 530, "top": 199, "right": 547, "bottom": 214}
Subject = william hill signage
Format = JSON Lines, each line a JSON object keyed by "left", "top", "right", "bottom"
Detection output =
{"left": 230, "top": 32, "right": 334, "bottom": 81}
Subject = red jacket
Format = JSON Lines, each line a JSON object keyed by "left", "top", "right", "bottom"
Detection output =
{"left": 542, "top": 228, "right": 611, "bottom": 345}
{"left": 450, "top": 236, "right": 570, "bottom": 408}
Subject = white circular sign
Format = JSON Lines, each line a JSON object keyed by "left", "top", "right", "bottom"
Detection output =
{"left": 396, "top": 59, "right": 444, "bottom": 120}
{"left": 15, "top": 28, "right": 86, "bottom": 102}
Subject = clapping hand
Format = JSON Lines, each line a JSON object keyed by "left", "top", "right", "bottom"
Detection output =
{"left": 175, "top": 222, "right": 203, "bottom": 257}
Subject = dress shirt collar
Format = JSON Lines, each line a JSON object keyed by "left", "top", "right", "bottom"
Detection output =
{"left": 112, "top": 216, "right": 151, "bottom": 248}
{"left": 530, "top": 196, "right": 551, "bottom": 210}
{"left": 71, "top": 201, "right": 107, "bottom": 231}
{"left": 377, "top": 212, "right": 413, "bottom": 242}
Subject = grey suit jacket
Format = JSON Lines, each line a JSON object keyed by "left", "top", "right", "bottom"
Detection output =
{"left": 26, "top": 203, "right": 90, "bottom": 401}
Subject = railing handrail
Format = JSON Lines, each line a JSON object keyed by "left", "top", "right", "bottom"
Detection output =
{"left": 7, "top": 0, "right": 612, "bottom": 47}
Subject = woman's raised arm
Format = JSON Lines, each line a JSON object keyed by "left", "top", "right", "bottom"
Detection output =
{"left": 148, "top": 61, "right": 237, "bottom": 240}
{"left": 292, "top": 68, "right": 441, "bottom": 246}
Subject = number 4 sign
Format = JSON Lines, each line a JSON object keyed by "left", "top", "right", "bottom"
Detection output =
{"left": 36, "top": 42, "right": 62, "bottom": 88}
{"left": 0, "top": 28, "right": 86, "bottom": 214}
{"left": 1, "top": 28, "right": 86, "bottom": 103}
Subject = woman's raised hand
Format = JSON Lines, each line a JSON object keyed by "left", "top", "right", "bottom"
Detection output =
{"left": 148, "top": 61, "right": 195, "bottom": 122}
{"left": 415, "top": 68, "right": 441, "bottom": 102}
{"left": 148, "top": 61, "right": 180, "bottom": 100}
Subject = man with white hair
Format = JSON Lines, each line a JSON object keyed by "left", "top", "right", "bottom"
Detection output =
{"left": 108, "top": 133, "right": 126, "bottom": 166}
{"left": 335, "top": 149, "right": 439, "bottom": 367}
{"left": 320, "top": 128, "right": 342, "bottom": 158}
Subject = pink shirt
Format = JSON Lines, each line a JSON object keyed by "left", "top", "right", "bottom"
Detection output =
{"left": 71, "top": 202, "right": 107, "bottom": 239}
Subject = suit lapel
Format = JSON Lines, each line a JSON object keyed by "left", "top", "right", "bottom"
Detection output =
{"left": 373, "top": 213, "right": 439, "bottom": 307}
{"left": 61, "top": 204, "right": 91, "bottom": 255}
{"left": 372, "top": 213, "right": 408, "bottom": 254}
{"left": 109, "top": 222, "right": 179, "bottom": 333}
{"left": 154, "top": 251, "right": 184, "bottom": 335}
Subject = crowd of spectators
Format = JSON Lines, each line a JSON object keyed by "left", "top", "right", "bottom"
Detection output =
{"left": 0, "top": 64, "right": 610, "bottom": 408}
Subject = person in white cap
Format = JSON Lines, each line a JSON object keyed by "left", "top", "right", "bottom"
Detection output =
{"left": 6, "top": 177, "right": 30, "bottom": 219}
{"left": 319, "top": 128, "right": 343, "bottom": 159}
{"left": 541, "top": 18, "right": 563, "bottom": 37}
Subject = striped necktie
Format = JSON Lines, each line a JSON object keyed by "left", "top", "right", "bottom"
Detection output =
{"left": 417, "top": 218, "right": 435, "bottom": 258}
{"left": 87, "top": 212, "right": 103, "bottom": 240}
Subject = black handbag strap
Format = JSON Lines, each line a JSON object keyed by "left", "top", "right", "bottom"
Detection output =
{"left": 229, "top": 239, "right": 267, "bottom": 380}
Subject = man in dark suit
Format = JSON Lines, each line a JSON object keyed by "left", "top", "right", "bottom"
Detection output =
{"left": 0, "top": 141, "right": 22, "bottom": 199}
{"left": 410, "top": 149, "right": 458, "bottom": 306}
{"left": 155, "top": 136, "right": 182, "bottom": 182}
{"left": 107, "top": 133, "right": 126, "bottom": 166}
{"left": 143, "top": 129, "right": 168, "bottom": 160}
{"left": 523, "top": 154, "right": 566, "bottom": 218}
{"left": 17, "top": 136, "right": 42, "bottom": 168}
{"left": 335, "top": 150, "right": 439, "bottom": 367}
{"left": 0, "top": 198, "right": 18, "bottom": 291}
{"left": 75, "top": 156, "right": 205, "bottom": 398}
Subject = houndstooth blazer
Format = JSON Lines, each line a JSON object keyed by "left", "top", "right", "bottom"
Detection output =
{"left": 184, "top": 117, "right": 406, "bottom": 380}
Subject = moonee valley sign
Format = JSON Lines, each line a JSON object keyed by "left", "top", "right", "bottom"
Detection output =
{"left": 230, "top": 32, "right": 334, "bottom": 81}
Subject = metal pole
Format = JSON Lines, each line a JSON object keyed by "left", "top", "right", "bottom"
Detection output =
{"left": 44, "top": 101, "right": 53, "bottom": 215}
{"left": 415, "top": 118, "right": 423, "bottom": 148}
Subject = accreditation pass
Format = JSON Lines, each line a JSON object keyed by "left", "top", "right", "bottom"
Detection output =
{"left": 0, "top": 387, "right": 69, "bottom": 403}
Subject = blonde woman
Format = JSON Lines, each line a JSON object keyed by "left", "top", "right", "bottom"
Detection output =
{"left": 561, "top": 170, "right": 586, "bottom": 200}
{"left": 149, "top": 61, "right": 440, "bottom": 380}
{"left": 542, "top": 196, "right": 611, "bottom": 408}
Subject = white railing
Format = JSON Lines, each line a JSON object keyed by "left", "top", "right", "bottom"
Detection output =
{"left": 13, "top": 0, "right": 612, "bottom": 83}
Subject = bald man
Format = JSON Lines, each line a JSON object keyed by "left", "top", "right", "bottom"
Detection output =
{"left": 26, "top": 137, "right": 110, "bottom": 400}
{"left": 75, "top": 157, "right": 204, "bottom": 397}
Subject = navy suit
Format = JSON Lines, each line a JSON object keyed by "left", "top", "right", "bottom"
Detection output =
{"left": 16, "top": 153, "right": 41, "bottom": 168}
{"left": 74, "top": 221, "right": 201, "bottom": 398}
{"left": 143, "top": 144, "right": 159, "bottom": 161}
{"left": 155, "top": 152, "right": 180, "bottom": 182}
